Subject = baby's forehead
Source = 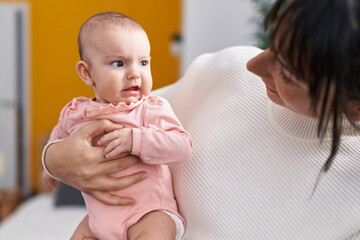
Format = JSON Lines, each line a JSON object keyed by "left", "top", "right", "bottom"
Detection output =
{"left": 84, "top": 15, "right": 143, "bottom": 34}
{"left": 81, "top": 26, "right": 149, "bottom": 61}
{"left": 84, "top": 25, "right": 146, "bottom": 47}
{"left": 78, "top": 12, "right": 145, "bottom": 60}
{"left": 82, "top": 21, "right": 144, "bottom": 44}
{"left": 81, "top": 24, "right": 143, "bottom": 44}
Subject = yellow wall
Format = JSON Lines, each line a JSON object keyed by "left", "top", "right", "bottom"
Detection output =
{"left": 2, "top": 0, "right": 181, "bottom": 191}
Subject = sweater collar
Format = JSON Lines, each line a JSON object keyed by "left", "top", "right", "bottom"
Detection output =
{"left": 268, "top": 100, "right": 360, "bottom": 141}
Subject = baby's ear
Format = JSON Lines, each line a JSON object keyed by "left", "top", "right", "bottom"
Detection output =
{"left": 76, "top": 60, "right": 93, "bottom": 86}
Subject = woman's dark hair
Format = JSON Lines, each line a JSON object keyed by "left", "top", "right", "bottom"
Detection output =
{"left": 265, "top": 0, "right": 360, "bottom": 173}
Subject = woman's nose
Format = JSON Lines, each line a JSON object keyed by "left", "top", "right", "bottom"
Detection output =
{"left": 247, "top": 49, "right": 274, "bottom": 79}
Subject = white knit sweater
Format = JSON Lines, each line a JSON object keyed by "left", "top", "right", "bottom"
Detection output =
{"left": 158, "top": 46, "right": 360, "bottom": 240}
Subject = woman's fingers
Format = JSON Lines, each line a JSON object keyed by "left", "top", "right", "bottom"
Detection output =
{"left": 78, "top": 119, "right": 123, "bottom": 139}
{"left": 90, "top": 191, "right": 135, "bottom": 206}
{"left": 85, "top": 171, "right": 147, "bottom": 205}
{"left": 84, "top": 171, "right": 148, "bottom": 192}
{"left": 99, "top": 155, "right": 141, "bottom": 174}
{"left": 44, "top": 120, "right": 145, "bottom": 206}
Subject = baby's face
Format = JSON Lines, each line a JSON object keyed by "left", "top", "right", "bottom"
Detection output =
{"left": 85, "top": 26, "right": 152, "bottom": 105}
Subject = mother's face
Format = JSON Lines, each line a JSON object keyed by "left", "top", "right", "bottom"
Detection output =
{"left": 247, "top": 48, "right": 315, "bottom": 118}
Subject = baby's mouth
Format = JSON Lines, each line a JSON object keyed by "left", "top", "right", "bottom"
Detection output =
{"left": 123, "top": 86, "right": 140, "bottom": 92}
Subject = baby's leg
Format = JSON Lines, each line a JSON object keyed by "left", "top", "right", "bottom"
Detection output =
{"left": 127, "top": 211, "right": 177, "bottom": 240}
{"left": 71, "top": 215, "right": 98, "bottom": 240}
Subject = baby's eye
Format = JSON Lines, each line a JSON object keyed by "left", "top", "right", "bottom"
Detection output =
{"left": 140, "top": 60, "right": 148, "bottom": 66}
{"left": 111, "top": 61, "right": 124, "bottom": 67}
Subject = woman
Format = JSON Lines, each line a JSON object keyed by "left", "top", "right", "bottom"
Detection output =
{"left": 43, "top": 0, "right": 360, "bottom": 238}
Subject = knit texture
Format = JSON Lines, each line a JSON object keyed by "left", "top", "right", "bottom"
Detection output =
{"left": 155, "top": 46, "right": 360, "bottom": 240}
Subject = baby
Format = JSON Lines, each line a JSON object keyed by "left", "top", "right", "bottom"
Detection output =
{"left": 42, "top": 11, "right": 192, "bottom": 240}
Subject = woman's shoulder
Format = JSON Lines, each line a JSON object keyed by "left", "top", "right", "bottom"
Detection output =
{"left": 215, "top": 45, "right": 263, "bottom": 58}
{"left": 180, "top": 45, "right": 263, "bottom": 92}
{"left": 193, "top": 46, "right": 262, "bottom": 66}
{"left": 184, "top": 46, "right": 262, "bottom": 78}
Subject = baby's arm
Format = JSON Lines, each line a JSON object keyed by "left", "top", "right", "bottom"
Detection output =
{"left": 97, "top": 128, "right": 133, "bottom": 158}
{"left": 131, "top": 97, "right": 192, "bottom": 165}
{"left": 42, "top": 170, "right": 58, "bottom": 191}
{"left": 97, "top": 97, "right": 192, "bottom": 164}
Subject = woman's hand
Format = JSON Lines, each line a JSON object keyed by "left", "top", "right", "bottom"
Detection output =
{"left": 44, "top": 119, "right": 147, "bottom": 205}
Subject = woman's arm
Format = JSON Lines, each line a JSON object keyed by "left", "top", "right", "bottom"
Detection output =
{"left": 43, "top": 119, "right": 148, "bottom": 205}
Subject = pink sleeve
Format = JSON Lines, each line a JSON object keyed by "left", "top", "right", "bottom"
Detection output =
{"left": 48, "top": 102, "right": 72, "bottom": 142}
{"left": 131, "top": 97, "right": 192, "bottom": 165}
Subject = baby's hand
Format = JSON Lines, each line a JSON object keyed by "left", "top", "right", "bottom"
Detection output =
{"left": 42, "top": 170, "right": 59, "bottom": 191}
{"left": 98, "top": 128, "right": 133, "bottom": 158}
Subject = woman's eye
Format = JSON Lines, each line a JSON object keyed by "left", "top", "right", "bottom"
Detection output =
{"left": 280, "top": 67, "right": 293, "bottom": 84}
{"left": 111, "top": 61, "right": 124, "bottom": 67}
{"left": 140, "top": 60, "right": 148, "bottom": 66}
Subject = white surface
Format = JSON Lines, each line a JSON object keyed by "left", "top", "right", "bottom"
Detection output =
{"left": 0, "top": 193, "right": 87, "bottom": 240}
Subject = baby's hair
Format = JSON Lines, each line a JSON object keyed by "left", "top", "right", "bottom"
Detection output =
{"left": 78, "top": 11, "right": 144, "bottom": 61}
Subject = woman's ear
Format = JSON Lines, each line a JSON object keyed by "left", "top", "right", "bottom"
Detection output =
{"left": 347, "top": 102, "right": 360, "bottom": 122}
{"left": 76, "top": 60, "right": 93, "bottom": 86}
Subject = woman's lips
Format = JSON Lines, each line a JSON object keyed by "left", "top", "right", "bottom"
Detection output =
{"left": 266, "top": 86, "right": 278, "bottom": 95}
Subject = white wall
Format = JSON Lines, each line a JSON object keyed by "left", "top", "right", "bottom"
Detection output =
{"left": 0, "top": 3, "right": 30, "bottom": 191}
{"left": 181, "top": 0, "right": 259, "bottom": 74}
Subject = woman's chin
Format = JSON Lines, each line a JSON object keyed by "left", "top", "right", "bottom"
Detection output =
{"left": 266, "top": 91, "right": 285, "bottom": 108}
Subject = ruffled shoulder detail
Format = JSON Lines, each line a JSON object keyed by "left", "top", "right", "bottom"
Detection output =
{"left": 146, "top": 95, "right": 167, "bottom": 106}
{"left": 64, "top": 96, "right": 147, "bottom": 119}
